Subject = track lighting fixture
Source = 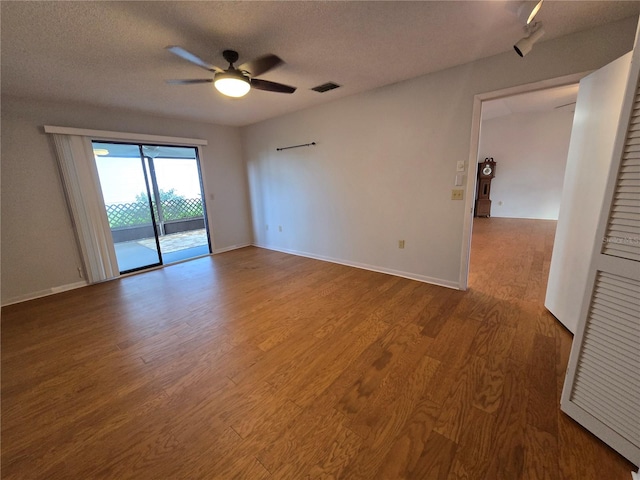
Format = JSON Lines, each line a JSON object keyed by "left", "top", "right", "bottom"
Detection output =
{"left": 514, "top": 21, "right": 545, "bottom": 57}
{"left": 517, "top": 0, "right": 544, "bottom": 25}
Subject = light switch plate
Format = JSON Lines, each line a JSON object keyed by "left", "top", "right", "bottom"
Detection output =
{"left": 456, "top": 161, "right": 465, "bottom": 172}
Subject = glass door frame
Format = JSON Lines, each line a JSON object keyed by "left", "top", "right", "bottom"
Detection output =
{"left": 136, "top": 145, "right": 164, "bottom": 273}
{"left": 93, "top": 140, "right": 212, "bottom": 274}
{"left": 141, "top": 142, "right": 213, "bottom": 260}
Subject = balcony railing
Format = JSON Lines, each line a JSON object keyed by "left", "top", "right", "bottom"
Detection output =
{"left": 106, "top": 197, "right": 204, "bottom": 228}
{"left": 106, "top": 198, "right": 205, "bottom": 242}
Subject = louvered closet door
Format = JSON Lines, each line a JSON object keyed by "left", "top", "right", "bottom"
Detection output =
{"left": 562, "top": 23, "right": 640, "bottom": 467}
{"left": 602, "top": 100, "right": 640, "bottom": 261}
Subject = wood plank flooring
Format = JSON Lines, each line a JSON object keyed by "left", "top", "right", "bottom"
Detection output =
{"left": 1, "top": 218, "right": 636, "bottom": 479}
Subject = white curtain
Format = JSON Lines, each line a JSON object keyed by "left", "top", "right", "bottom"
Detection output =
{"left": 51, "top": 134, "right": 120, "bottom": 283}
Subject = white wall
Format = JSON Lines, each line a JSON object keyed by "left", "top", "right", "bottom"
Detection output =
{"left": 545, "top": 52, "right": 632, "bottom": 333}
{"left": 1, "top": 96, "right": 252, "bottom": 305}
{"left": 242, "top": 17, "right": 638, "bottom": 288}
{"left": 478, "top": 110, "right": 575, "bottom": 220}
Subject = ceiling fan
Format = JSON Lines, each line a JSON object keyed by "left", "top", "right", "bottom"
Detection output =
{"left": 165, "top": 46, "right": 297, "bottom": 98}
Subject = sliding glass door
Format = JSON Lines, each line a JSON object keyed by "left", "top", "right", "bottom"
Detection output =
{"left": 93, "top": 141, "right": 210, "bottom": 274}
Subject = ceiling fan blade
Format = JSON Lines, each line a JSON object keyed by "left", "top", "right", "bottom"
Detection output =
{"left": 251, "top": 78, "right": 296, "bottom": 94}
{"left": 166, "top": 46, "right": 223, "bottom": 73}
{"left": 238, "top": 54, "right": 283, "bottom": 77}
{"left": 165, "top": 79, "right": 214, "bottom": 85}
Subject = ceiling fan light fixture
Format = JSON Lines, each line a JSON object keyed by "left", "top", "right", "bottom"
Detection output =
{"left": 214, "top": 71, "right": 250, "bottom": 98}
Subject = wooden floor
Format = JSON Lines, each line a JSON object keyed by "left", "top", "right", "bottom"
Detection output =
{"left": 2, "top": 218, "right": 635, "bottom": 479}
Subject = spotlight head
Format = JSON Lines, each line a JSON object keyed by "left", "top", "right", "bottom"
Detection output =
{"left": 514, "top": 40, "right": 528, "bottom": 57}
{"left": 514, "top": 23, "right": 545, "bottom": 57}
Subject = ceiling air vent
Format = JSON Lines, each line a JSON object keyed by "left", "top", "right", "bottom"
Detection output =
{"left": 311, "top": 82, "right": 341, "bottom": 93}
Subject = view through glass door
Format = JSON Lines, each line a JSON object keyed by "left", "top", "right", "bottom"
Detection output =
{"left": 93, "top": 141, "right": 211, "bottom": 273}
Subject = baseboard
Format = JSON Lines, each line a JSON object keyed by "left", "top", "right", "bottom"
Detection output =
{"left": 252, "top": 243, "right": 460, "bottom": 290}
{"left": 2, "top": 243, "right": 457, "bottom": 306}
{"left": 213, "top": 243, "right": 251, "bottom": 254}
{"left": 3, "top": 245, "right": 250, "bottom": 306}
{"left": 2, "top": 280, "right": 88, "bottom": 307}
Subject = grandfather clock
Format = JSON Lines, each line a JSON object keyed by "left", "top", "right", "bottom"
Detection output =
{"left": 475, "top": 158, "right": 496, "bottom": 217}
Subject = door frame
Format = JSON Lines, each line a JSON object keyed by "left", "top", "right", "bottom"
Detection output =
{"left": 93, "top": 139, "right": 213, "bottom": 274}
{"left": 458, "top": 71, "right": 591, "bottom": 290}
{"left": 44, "top": 125, "right": 210, "bottom": 283}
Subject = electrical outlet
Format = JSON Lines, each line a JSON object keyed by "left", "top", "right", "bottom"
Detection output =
{"left": 278, "top": 225, "right": 283, "bottom": 232}
{"left": 451, "top": 189, "right": 464, "bottom": 200}
{"left": 399, "top": 240, "right": 405, "bottom": 249}
{"left": 77, "top": 267, "right": 84, "bottom": 279}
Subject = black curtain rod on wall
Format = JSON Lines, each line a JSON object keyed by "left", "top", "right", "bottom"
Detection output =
{"left": 276, "top": 142, "right": 316, "bottom": 151}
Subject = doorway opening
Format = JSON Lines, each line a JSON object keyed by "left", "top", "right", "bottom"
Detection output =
{"left": 93, "top": 141, "right": 211, "bottom": 273}
{"left": 469, "top": 84, "right": 579, "bottom": 289}
{"left": 460, "top": 73, "right": 587, "bottom": 290}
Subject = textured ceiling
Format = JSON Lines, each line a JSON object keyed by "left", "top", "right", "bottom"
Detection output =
{"left": 482, "top": 83, "right": 580, "bottom": 120}
{"left": 2, "top": 1, "right": 639, "bottom": 127}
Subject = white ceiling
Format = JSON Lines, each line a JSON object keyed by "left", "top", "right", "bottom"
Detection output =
{"left": 481, "top": 83, "right": 580, "bottom": 120}
{"left": 2, "top": 1, "right": 638, "bottom": 127}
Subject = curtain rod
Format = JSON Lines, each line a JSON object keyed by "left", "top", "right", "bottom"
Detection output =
{"left": 276, "top": 142, "right": 316, "bottom": 151}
